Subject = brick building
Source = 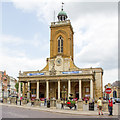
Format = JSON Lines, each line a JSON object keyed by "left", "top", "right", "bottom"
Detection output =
{"left": 0, "top": 71, "right": 17, "bottom": 100}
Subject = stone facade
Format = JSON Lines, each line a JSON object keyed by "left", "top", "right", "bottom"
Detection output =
{"left": 104, "top": 81, "right": 120, "bottom": 99}
{"left": 18, "top": 8, "right": 103, "bottom": 102}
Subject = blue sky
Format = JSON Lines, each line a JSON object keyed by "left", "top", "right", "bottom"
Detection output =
{"left": 0, "top": 1, "right": 118, "bottom": 87}
{"left": 2, "top": 2, "right": 50, "bottom": 59}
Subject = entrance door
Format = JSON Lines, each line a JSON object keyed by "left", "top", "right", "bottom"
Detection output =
{"left": 39, "top": 84, "right": 45, "bottom": 98}
{"left": 75, "top": 84, "right": 79, "bottom": 99}
{"left": 75, "top": 92, "right": 79, "bottom": 99}
{"left": 39, "top": 92, "right": 44, "bottom": 98}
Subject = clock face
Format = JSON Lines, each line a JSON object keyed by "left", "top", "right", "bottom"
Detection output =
{"left": 56, "top": 58, "right": 62, "bottom": 66}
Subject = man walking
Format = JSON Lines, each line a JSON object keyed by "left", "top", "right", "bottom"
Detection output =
{"left": 97, "top": 97, "right": 103, "bottom": 115}
{"left": 108, "top": 98, "right": 113, "bottom": 116}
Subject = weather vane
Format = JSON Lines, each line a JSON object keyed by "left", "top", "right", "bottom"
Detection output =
{"left": 62, "top": 2, "right": 64, "bottom": 11}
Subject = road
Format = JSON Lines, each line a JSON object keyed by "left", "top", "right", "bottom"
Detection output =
{"left": 0, "top": 104, "right": 119, "bottom": 119}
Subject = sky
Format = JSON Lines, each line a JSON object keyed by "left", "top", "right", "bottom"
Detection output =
{"left": 0, "top": 0, "right": 118, "bottom": 87}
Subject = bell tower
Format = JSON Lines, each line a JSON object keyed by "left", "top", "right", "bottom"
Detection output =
{"left": 50, "top": 4, "right": 74, "bottom": 60}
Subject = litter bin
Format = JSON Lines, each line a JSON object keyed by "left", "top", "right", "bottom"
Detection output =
{"left": 47, "top": 100, "right": 50, "bottom": 108}
{"left": 89, "top": 102, "right": 94, "bottom": 111}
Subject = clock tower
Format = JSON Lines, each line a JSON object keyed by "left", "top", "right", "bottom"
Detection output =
{"left": 50, "top": 9, "right": 74, "bottom": 60}
{"left": 47, "top": 7, "right": 75, "bottom": 72}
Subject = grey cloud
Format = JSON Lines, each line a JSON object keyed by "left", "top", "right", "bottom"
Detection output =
{"left": 65, "top": 2, "right": 118, "bottom": 21}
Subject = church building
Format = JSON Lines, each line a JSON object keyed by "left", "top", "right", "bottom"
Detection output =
{"left": 18, "top": 6, "right": 103, "bottom": 102}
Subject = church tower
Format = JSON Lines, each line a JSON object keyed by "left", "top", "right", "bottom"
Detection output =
{"left": 47, "top": 4, "right": 76, "bottom": 73}
{"left": 50, "top": 6, "right": 74, "bottom": 60}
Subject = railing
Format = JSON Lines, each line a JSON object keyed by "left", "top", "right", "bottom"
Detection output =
{"left": 51, "top": 20, "right": 70, "bottom": 25}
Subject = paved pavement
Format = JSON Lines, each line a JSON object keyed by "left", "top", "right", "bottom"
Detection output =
{"left": 0, "top": 103, "right": 119, "bottom": 118}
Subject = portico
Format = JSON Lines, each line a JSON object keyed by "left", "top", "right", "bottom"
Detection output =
{"left": 19, "top": 72, "right": 95, "bottom": 101}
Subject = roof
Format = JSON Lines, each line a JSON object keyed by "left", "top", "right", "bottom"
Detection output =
{"left": 58, "top": 10, "right": 67, "bottom": 16}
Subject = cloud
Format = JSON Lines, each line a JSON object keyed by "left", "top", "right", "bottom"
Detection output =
{"left": 0, "top": 34, "right": 24, "bottom": 45}
{"left": 1, "top": 1, "right": 118, "bottom": 86}
{"left": 0, "top": 34, "right": 48, "bottom": 79}
{"left": 103, "top": 69, "right": 118, "bottom": 89}
{"left": 74, "top": 13, "right": 118, "bottom": 69}
{"left": 0, "top": 52, "right": 46, "bottom": 79}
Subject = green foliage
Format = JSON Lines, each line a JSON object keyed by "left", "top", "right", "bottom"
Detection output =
{"left": 15, "top": 82, "right": 22, "bottom": 93}
{"left": 15, "top": 82, "right": 19, "bottom": 92}
{"left": 66, "top": 100, "right": 75, "bottom": 104}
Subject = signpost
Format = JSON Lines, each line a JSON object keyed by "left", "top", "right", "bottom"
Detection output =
{"left": 105, "top": 88, "right": 112, "bottom": 94}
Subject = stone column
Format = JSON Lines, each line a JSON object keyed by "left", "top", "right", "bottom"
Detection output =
{"left": 46, "top": 80, "right": 49, "bottom": 100}
{"left": 77, "top": 80, "right": 83, "bottom": 110}
{"left": 27, "top": 82, "right": 30, "bottom": 99}
{"left": 19, "top": 82, "right": 21, "bottom": 99}
{"left": 79, "top": 80, "right": 82, "bottom": 100}
{"left": 22, "top": 82, "right": 25, "bottom": 97}
{"left": 58, "top": 80, "right": 60, "bottom": 100}
{"left": 90, "top": 79, "right": 93, "bottom": 100}
{"left": 37, "top": 81, "right": 39, "bottom": 99}
{"left": 68, "top": 80, "right": 71, "bottom": 99}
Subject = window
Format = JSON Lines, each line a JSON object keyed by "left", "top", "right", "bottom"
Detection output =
{"left": 85, "top": 88, "right": 89, "bottom": 93}
{"left": 58, "top": 36, "right": 63, "bottom": 53}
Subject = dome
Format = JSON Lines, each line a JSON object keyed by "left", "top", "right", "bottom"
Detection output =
{"left": 57, "top": 9, "right": 68, "bottom": 21}
{"left": 58, "top": 10, "right": 67, "bottom": 16}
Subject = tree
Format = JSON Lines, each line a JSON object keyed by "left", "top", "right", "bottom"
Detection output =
{"left": 15, "top": 82, "right": 22, "bottom": 93}
{"left": 15, "top": 82, "right": 19, "bottom": 92}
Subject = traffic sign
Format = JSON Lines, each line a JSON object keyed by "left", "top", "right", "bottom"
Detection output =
{"left": 105, "top": 88, "right": 112, "bottom": 94}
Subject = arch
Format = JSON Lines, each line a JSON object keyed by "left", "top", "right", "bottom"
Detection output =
{"left": 58, "top": 36, "right": 63, "bottom": 53}
{"left": 54, "top": 30, "right": 68, "bottom": 38}
{"left": 113, "top": 90, "right": 117, "bottom": 98}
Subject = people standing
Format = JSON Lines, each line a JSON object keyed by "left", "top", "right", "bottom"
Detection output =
{"left": 97, "top": 97, "right": 103, "bottom": 115}
{"left": 108, "top": 98, "right": 113, "bottom": 116}
{"left": 20, "top": 96, "right": 22, "bottom": 105}
{"left": 44, "top": 98, "right": 46, "bottom": 106}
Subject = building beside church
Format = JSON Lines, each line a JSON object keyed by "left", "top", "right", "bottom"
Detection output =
{"left": 104, "top": 81, "right": 120, "bottom": 100}
{"left": 0, "top": 71, "right": 17, "bottom": 100}
{"left": 18, "top": 7, "right": 103, "bottom": 102}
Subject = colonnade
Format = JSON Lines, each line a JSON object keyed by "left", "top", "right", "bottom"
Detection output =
{"left": 18, "top": 79, "right": 94, "bottom": 100}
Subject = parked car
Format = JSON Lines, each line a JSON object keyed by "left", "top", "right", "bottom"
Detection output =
{"left": 115, "top": 98, "right": 120, "bottom": 103}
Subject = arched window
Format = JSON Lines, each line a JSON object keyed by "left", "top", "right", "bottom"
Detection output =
{"left": 58, "top": 36, "right": 63, "bottom": 53}
{"left": 113, "top": 91, "right": 117, "bottom": 98}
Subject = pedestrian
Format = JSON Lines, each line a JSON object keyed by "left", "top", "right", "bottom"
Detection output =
{"left": 108, "top": 98, "right": 113, "bottom": 116}
{"left": 44, "top": 98, "right": 46, "bottom": 106}
{"left": 20, "top": 96, "right": 22, "bottom": 105}
{"left": 97, "top": 97, "right": 103, "bottom": 115}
